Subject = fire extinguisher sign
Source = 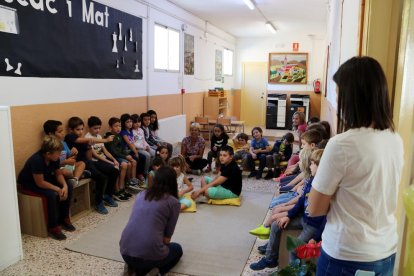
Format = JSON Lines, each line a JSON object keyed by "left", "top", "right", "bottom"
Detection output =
{"left": 292, "top": 43, "right": 299, "bottom": 52}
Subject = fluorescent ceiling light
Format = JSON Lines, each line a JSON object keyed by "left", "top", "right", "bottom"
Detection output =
{"left": 266, "top": 22, "right": 276, "bottom": 33}
{"left": 243, "top": 0, "right": 255, "bottom": 10}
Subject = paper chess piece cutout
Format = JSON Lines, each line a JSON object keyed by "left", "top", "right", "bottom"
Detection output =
{"left": 122, "top": 56, "right": 125, "bottom": 64}
{"left": 4, "top": 58, "right": 13, "bottom": 71}
{"left": 134, "top": 60, "right": 140, "bottom": 73}
{"left": 14, "top": 62, "right": 22, "bottom": 75}
{"left": 129, "top": 29, "right": 133, "bottom": 41}
{"left": 116, "top": 60, "right": 119, "bottom": 69}
{"left": 124, "top": 35, "right": 127, "bottom": 51}
{"left": 135, "top": 42, "right": 138, "bottom": 52}
{"left": 112, "top": 33, "right": 118, "bottom": 53}
{"left": 118, "top": 23, "right": 122, "bottom": 40}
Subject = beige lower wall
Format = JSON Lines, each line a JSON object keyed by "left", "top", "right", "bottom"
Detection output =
{"left": 11, "top": 91, "right": 224, "bottom": 174}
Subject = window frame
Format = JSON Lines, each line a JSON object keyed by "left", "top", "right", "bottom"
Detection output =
{"left": 154, "top": 23, "right": 180, "bottom": 73}
{"left": 223, "top": 48, "right": 234, "bottom": 76}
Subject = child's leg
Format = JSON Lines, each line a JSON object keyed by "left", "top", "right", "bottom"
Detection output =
{"left": 138, "top": 149, "right": 151, "bottom": 174}
{"left": 206, "top": 185, "right": 238, "bottom": 200}
{"left": 73, "top": 161, "right": 86, "bottom": 180}
{"left": 119, "top": 162, "right": 129, "bottom": 190}
{"left": 61, "top": 168, "right": 73, "bottom": 179}
{"left": 179, "top": 197, "right": 192, "bottom": 210}
{"left": 289, "top": 221, "right": 317, "bottom": 263}
{"left": 206, "top": 151, "right": 213, "bottom": 171}
{"left": 130, "top": 159, "right": 137, "bottom": 179}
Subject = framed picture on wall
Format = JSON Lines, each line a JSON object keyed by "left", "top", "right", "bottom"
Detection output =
{"left": 184, "top": 33, "right": 194, "bottom": 75}
{"left": 268, "top": 52, "right": 308, "bottom": 84}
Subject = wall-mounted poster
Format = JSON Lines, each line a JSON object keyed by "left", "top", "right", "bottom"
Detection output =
{"left": 184, "top": 33, "right": 194, "bottom": 75}
{"left": 0, "top": 0, "right": 142, "bottom": 79}
{"left": 215, "top": 49, "right": 222, "bottom": 81}
{"left": 268, "top": 53, "right": 308, "bottom": 84}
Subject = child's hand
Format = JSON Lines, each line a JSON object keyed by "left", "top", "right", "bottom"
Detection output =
{"left": 105, "top": 135, "right": 114, "bottom": 142}
{"left": 113, "top": 160, "right": 119, "bottom": 167}
{"left": 308, "top": 239, "right": 316, "bottom": 244}
{"left": 126, "top": 155, "right": 133, "bottom": 161}
{"left": 213, "top": 146, "right": 217, "bottom": 151}
{"left": 178, "top": 191, "right": 184, "bottom": 198}
{"left": 70, "top": 147, "right": 78, "bottom": 156}
{"left": 252, "top": 153, "right": 257, "bottom": 159}
{"left": 66, "top": 156, "right": 76, "bottom": 166}
{"left": 277, "top": 217, "right": 290, "bottom": 228}
{"left": 191, "top": 190, "right": 201, "bottom": 200}
{"left": 60, "top": 185, "right": 68, "bottom": 200}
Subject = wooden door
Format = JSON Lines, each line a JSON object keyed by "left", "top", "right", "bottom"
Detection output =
{"left": 241, "top": 62, "right": 267, "bottom": 127}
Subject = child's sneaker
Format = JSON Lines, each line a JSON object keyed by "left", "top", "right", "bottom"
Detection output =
{"left": 249, "top": 224, "right": 270, "bottom": 238}
{"left": 248, "top": 171, "right": 257, "bottom": 178}
{"left": 121, "top": 190, "right": 133, "bottom": 198}
{"left": 113, "top": 192, "right": 129, "bottom": 202}
{"left": 61, "top": 218, "right": 76, "bottom": 232}
{"left": 257, "top": 243, "right": 268, "bottom": 255}
{"left": 48, "top": 226, "right": 67, "bottom": 240}
{"left": 264, "top": 170, "right": 274, "bottom": 180}
{"left": 204, "top": 166, "right": 212, "bottom": 173}
{"left": 80, "top": 170, "right": 92, "bottom": 179}
{"left": 250, "top": 257, "right": 278, "bottom": 271}
{"left": 95, "top": 201, "right": 109, "bottom": 214}
{"left": 129, "top": 178, "right": 139, "bottom": 185}
{"left": 103, "top": 194, "right": 118, "bottom": 207}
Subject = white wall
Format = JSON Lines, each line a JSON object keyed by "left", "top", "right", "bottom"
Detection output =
{"left": 0, "top": 0, "right": 236, "bottom": 106}
{"left": 235, "top": 34, "right": 326, "bottom": 92}
{"left": 0, "top": 106, "right": 23, "bottom": 270}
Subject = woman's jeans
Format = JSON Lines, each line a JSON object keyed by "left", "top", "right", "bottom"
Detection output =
{"left": 317, "top": 248, "right": 395, "bottom": 276}
{"left": 122, "top": 242, "right": 183, "bottom": 276}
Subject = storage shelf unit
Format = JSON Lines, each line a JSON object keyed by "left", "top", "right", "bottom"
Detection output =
{"left": 204, "top": 96, "right": 228, "bottom": 119}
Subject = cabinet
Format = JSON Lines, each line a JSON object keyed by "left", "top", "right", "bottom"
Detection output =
{"left": 203, "top": 96, "right": 228, "bottom": 119}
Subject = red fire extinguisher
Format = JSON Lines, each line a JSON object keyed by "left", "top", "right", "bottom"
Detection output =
{"left": 313, "top": 79, "right": 321, "bottom": 94}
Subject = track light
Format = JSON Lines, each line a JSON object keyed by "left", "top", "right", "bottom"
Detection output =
{"left": 266, "top": 22, "right": 276, "bottom": 33}
{"left": 243, "top": 0, "right": 255, "bottom": 10}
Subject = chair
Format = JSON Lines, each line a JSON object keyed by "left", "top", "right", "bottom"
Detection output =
{"left": 217, "top": 117, "right": 234, "bottom": 135}
{"left": 195, "top": 117, "right": 211, "bottom": 140}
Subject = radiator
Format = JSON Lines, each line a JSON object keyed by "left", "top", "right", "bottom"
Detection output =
{"left": 157, "top": 115, "right": 186, "bottom": 144}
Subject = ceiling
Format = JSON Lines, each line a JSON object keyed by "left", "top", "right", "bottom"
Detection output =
{"left": 167, "top": 0, "right": 329, "bottom": 38}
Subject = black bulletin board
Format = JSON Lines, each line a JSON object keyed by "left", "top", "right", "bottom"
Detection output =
{"left": 0, "top": 0, "right": 143, "bottom": 79}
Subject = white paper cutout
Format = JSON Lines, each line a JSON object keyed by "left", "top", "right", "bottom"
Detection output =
{"left": 124, "top": 35, "right": 127, "bottom": 51}
{"left": 112, "top": 32, "right": 118, "bottom": 53}
{"left": 116, "top": 60, "right": 119, "bottom": 69}
{"left": 134, "top": 60, "right": 140, "bottom": 72}
{"left": 129, "top": 28, "right": 133, "bottom": 41}
{"left": 135, "top": 41, "right": 138, "bottom": 52}
{"left": 118, "top": 23, "right": 122, "bottom": 40}
{"left": 4, "top": 58, "right": 13, "bottom": 71}
{"left": 122, "top": 56, "right": 125, "bottom": 64}
{"left": 14, "top": 62, "right": 21, "bottom": 75}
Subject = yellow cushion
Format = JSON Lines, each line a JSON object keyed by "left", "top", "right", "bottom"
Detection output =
{"left": 208, "top": 197, "right": 241, "bottom": 206}
{"left": 181, "top": 194, "right": 197, "bottom": 212}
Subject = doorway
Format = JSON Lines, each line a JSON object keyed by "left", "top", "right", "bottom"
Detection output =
{"left": 241, "top": 62, "right": 267, "bottom": 127}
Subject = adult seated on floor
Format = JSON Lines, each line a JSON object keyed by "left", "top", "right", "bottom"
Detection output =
{"left": 181, "top": 123, "right": 208, "bottom": 174}
{"left": 120, "top": 166, "right": 182, "bottom": 275}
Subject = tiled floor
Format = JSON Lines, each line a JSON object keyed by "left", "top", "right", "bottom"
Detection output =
{"left": 3, "top": 139, "right": 284, "bottom": 276}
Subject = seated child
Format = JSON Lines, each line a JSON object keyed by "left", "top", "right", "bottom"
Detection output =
{"left": 18, "top": 136, "right": 75, "bottom": 240}
{"left": 85, "top": 116, "right": 120, "bottom": 208}
{"left": 264, "top": 132, "right": 294, "bottom": 179}
{"left": 249, "top": 148, "right": 313, "bottom": 237}
{"left": 64, "top": 117, "right": 116, "bottom": 215}
{"left": 156, "top": 145, "right": 170, "bottom": 164}
{"left": 140, "top": 112, "right": 160, "bottom": 151}
{"left": 169, "top": 156, "right": 194, "bottom": 210}
{"left": 232, "top": 133, "right": 250, "bottom": 170}
{"left": 250, "top": 149, "right": 326, "bottom": 271}
{"left": 146, "top": 156, "right": 164, "bottom": 189}
{"left": 147, "top": 110, "right": 173, "bottom": 157}
{"left": 191, "top": 145, "right": 242, "bottom": 201}
{"left": 43, "top": 120, "right": 86, "bottom": 184}
{"left": 131, "top": 114, "right": 153, "bottom": 175}
{"left": 120, "top": 113, "right": 147, "bottom": 183}
{"left": 206, "top": 124, "right": 229, "bottom": 173}
{"left": 104, "top": 117, "right": 137, "bottom": 201}
{"left": 247, "top": 127, "right": 272, "bottom": 179}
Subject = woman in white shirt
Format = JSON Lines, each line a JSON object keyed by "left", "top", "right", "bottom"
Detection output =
{"left": 308, "top": 56, "right": 404, "bottom": 276}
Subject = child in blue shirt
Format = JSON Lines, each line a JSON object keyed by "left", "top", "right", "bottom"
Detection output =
{"left": 247, "top": 127, "right": 271, "bottom": 179}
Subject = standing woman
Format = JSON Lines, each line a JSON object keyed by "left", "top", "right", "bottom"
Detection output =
{"left": 308, "top": 56, "right": 404, "bottom": 275}
{"left": 181, "top": 123, "right": 208, "bottom": 174}
{"left": 119, "top": 166, "right": 182, "bottom": 275}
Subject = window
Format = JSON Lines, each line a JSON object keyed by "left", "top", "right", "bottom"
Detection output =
{"left": 223, "top": 48, "right": 233, "bottom": 75}
{"left": 154, "top": 24, "right": 180, "bottom": 71}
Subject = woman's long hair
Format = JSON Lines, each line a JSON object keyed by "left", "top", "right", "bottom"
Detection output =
{"left": 333, "top": 56, "right": 394, "bottom": 133}
{"left": 145, "top": 166, "right": 178, "bottom": 201}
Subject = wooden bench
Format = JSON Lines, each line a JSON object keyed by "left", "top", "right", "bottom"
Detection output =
{"left": 17, "top": 178, "right": 93, "bottom": 238}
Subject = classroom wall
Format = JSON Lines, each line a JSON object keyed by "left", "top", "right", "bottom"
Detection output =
{"left": 1, "top": 0, "right": 238, "bottom": 173}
